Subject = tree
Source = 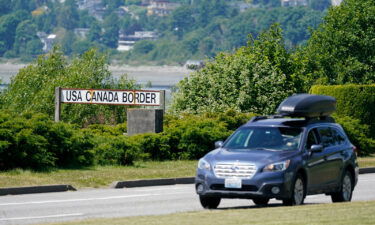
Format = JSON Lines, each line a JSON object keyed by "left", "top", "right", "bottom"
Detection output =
{"left": 61, "top": 30, "right": 76, "bottom": 55}
{"left": 0, "top": 11, "right": 30, "bottom": 54}
{"left": 72, "top": 40, "right": 93, "bottom": 55}
{"left": 133, "top": 40, "right": 155, "bottom": 54}
{"left": 0, "top": 0, "right": 11, "bottom": 16}
{"left": 309, "top": 0, "right": 331, "bottom": 11}
{"left": 87, "top": 21, "right": 102, "bottom": 43}
{"left": 171, "top": 25, "right": 297, "bottom": 114}
{"left": 13, "top": 20, "right": 39, "bottom": 56}
{"left": 169, "top": 6, "right": 195, "bottom": 38}
{"left": 1, "top": 47, "right": 138, "bottom": 125}
{"left": 25, "top": 39, "right": 43, "bottom": 56}
{"left": 57, "top": 0, "right": 79, "bottom": 30}
{"left": 102, "top": 13, "right": 119, "bottom": 48}
{"left": 295, "top": 0, "right": 375, "bottom": 87}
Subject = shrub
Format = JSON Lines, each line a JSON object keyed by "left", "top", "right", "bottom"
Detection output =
{"left": 92, "top": 134, "right": 143, "bottom": 166}
{"left": 334, "top": 115, "right": 375, "bottom": 156}
{"left": 164, "top": 114, "right": 232, "bottom": 159}
{"left": 129, "top": 133, "right": 171, "bottom": 161}
{"left": 310, "top": 84, "right": 375, "bottom": 138}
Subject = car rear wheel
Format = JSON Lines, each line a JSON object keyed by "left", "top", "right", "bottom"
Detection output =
{"left": 283, "top": 174, "right": 305, "bottom": 206}
{"left": 199, "top": 195, "right": 221, "bottom": 209}
{"left": 331, "top": 170, "right": 353, "bottom": 202}
{"left": 252, "top": 197, "right": 269, "bottom": 206}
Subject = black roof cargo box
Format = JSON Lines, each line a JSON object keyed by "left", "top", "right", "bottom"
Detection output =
{"left": 277, "top": 94, "right": 336, "bottom": 118}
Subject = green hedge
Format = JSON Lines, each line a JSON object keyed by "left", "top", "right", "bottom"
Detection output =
{"left": 0, "top": 110, "right": 254, "bottom": 170}
{"left": 310, "top": 84, "right": 375, "bottom": 139}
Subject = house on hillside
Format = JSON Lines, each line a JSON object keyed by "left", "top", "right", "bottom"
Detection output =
{"left": 74, "top": 28, "right": 90, "bottom": 39}
{"left": 280, "top": 0, "right": 308, "bottom": 7}
{"left": 229, "top": 2, "right": 254, "bottom": 12}
{"left": 117, "top": 31, "right": 158, "bottom": 51}
{"left": 37, "top": 32, "right": 56, "bottom": 53}
{"left": 147, "top": 0, "right": 181, "bottom": 16}
{"left": 331, "top": 0, "right": 342, "bottom": 6}
{"left": 77, "top": 0, "right": 105, "bottom": 20}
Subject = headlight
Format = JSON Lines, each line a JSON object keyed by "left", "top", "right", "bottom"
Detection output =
{"left": 263, "top": 160, "right": 290, "bottom": 172}
{"left": 198, "top": 158, "right": 211, "bottom": 170}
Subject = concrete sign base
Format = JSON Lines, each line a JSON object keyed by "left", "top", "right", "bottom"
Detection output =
{"left": 127, "top": 109, "right": 163, "bottom": 135}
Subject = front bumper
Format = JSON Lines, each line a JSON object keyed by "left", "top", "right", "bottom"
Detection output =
{"left": 195, "top": 169, "right": 294, "bottom": 199}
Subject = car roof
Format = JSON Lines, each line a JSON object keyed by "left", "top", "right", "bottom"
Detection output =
{"left": 242, "top": 117, "right": 337, "bottom": 128}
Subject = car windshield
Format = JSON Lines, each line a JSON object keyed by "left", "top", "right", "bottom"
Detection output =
{"left": 223, "top": 127, "right": 303, "bottom": 151}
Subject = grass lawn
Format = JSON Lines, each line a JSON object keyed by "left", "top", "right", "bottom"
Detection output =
{"left": 358, "top": 155, "right": 375, "bottom": 168}
{"left": 0, "top": 156, "right": 374, "bottom": 189}
{"left": 51, "top": 201, "right": 375, "bottom": 225}
{"left": 0, "top": 160, "right": 197, "bottom": 189}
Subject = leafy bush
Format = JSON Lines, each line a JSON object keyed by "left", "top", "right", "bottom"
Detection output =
{"left": 0, "top": 109, "right": 254, "bottom": 170}
{"left": 129, "top": 133, "right": 171, "bottom": 161}
{"left": 92, "top": 134, "right": 143, "bottom": 166}
{"left": 334, "top": 115, "right": 375, "bottom": 156}
{"left": 310, "top": 84, "right": 375, "bottom": 139}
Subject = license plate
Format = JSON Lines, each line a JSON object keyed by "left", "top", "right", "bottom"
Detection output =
{"left": 225, "top": 178, "right": 242, "bottom": 189}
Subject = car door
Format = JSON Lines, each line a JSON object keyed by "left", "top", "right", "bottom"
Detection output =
{"left": 305, "top": 128, "right": 331, "bottom": 192}
{"left": 316, "top": 127, "right": 343, "bottom": 187}
{"left": 325, "top": 128, "right": 347, "bottom": 185}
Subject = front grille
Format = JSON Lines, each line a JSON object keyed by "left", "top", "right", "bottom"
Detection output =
{"left": 210, "top": 184, "right": 258, "bottom": 192}
{"left": 214, "top": 162, "right": 257, "bottom": 179}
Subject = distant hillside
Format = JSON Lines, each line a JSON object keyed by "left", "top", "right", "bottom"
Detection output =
{"left": 0, "top": 0, "right": 331, "bottom": 64}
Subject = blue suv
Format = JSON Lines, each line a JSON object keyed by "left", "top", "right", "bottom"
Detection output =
{"left": 195, "top": 94, "right": 359, "bottom": 208}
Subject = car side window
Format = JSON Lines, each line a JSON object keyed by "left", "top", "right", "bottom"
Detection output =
{"left": 318, "top": 127, "right": 335, "bottom": 147}
{"left": 331, "top": 128, "right": 346, "bottom": 145}
{"left": 305, "top": 129, "right": 318, "bottom": 150}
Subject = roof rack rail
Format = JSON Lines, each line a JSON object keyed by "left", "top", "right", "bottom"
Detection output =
{"left": 249, "top": 115, "right": 285, "bottom": 123}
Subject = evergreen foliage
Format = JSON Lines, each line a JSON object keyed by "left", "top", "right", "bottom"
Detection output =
{"left": 171, "top": 25, "right": 298, "bottom": 114}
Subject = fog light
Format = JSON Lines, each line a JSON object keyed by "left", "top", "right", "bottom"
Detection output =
{"left": 197, "top": 184, "right": 204, "bottom": 194}
{"left": 271, "top": 186, "right": 280, "bottom": 194}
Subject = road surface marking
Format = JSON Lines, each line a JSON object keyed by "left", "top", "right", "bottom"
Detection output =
{"left": 0, "top": 191, "right": 191, "bottom": 207}
{"left": 0, "top": 194, "right": 159, "bottom": 206}
{"left": 0, "top": 213, "right": 84, "bottom": 221}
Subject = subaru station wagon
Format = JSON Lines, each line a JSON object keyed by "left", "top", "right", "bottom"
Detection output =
{"left": 195, "top": 94, "right": 359, "bottom": 208}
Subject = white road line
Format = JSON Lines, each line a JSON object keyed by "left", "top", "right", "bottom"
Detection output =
{"left": 132, "top": 186, "right": 193, "bottom": 192}
{"left": 0, "top": 191, "right": 191, "bottom": 207}
{"left": 0, "top": 194, "right": 159, "bottom": 206}
{"left": 0, "top": 213, "right": 84, "bottom": 221}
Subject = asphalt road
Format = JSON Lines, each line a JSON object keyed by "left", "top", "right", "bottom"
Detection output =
{"left": 1, "top": 173, "right": 374, "bottom": 225}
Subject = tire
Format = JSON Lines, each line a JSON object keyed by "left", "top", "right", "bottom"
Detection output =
{"left": 252, "top": 197, "right": 269, "bottom": 206}
{"left": 331, "top": 170, "right": 353, "bottom": 203}
{"left": 283, "top": 174, "right": 305, "bottom": 206}
{"left": 199, "top": 195, "right": 221, "bottom": 209}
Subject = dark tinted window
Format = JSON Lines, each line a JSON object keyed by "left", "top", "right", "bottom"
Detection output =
{"left": 318, "top": 127, "right": 335, "bottom": 147}
{"left": 332, "top": 128, "right": 347, "bottom": 145}
{"left": 305, "top": 129, "right": 318, "bottom": 150}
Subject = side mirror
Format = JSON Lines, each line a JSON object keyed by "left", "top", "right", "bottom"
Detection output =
{"left": 215, "top": 141, "right": 224, "bottom": 149}
{"left": 310, "top": 144, "right": 323, "bottom": 153}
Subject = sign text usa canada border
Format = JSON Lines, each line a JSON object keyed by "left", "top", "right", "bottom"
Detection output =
{"left": 61, "top": 88, "right": 161, "bottom": 106}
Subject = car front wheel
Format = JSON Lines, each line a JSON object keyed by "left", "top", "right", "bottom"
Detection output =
{"left": 199, "top": 195, "right": 221, "bottom": 209}
{"left": 331, "top": 170, "right": 353, "bottom": 202}
{"left": 283, "top": 174, "right": 305, "bottom": 206}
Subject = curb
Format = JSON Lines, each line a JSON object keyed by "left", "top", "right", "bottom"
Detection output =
{"left": 111, "top": 177, "right": 195, "bottom": 188}
{"left": 0, "top": 185, "right": 76, "bottom": 196}
{"left": 359, "top": 167, "right": 375, "bottom": 174}
{"left": 1, "top": 167, "right": 374, "bottom": 195}
{"left": 112, "top": 167, "right": 375, "bottom": 188}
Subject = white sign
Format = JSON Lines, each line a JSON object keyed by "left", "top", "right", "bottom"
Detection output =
{"left": 61, "top": 88, "right": 161, "bottom": 106}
